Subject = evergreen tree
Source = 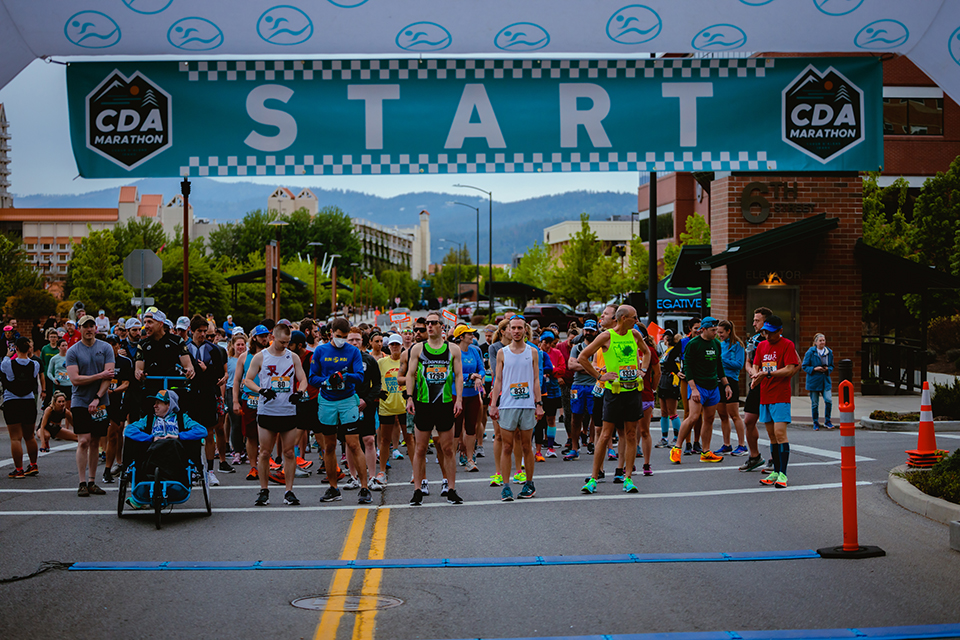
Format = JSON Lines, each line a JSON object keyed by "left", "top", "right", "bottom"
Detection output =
{"left": 68, "top": 228, "right": 133, "bottom": 317}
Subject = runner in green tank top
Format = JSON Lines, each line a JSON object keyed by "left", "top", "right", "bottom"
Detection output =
{"left": 415, "top": 342, "right": 455, "bottom": 403}
{"left": 576, "top": 305, "right": 651, "bottom": 495}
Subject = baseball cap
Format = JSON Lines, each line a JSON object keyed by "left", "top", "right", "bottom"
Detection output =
{"left": 386, "top": 333, "right": 403, "bottom": 346}
{"left": 289, "top": 330, "right": 307, "bottom": 346}
{"left": 529, "top": 319, "right": 540, "bottom": 328}
{"left": 276, "top": 318, "right": 292, "bottom": 327}
{"left": 144, "top": 309, "right": 166, "bottom": 324}
{"left": 452, "top": 325, "right": 477, "bottom": 339}
{"left": 583, "top": 319, "right": 598, "bottom": 331}
{"left": 251, "top": 324, "right": 270, "bottom": 337}
{"left": 232, "top": 326, "right": 245, "bottom": 336}
{"left": 98, "top": 310, "right": 105, "bottom": 315}
{"left": 164, "top": 319, "right": 173, "bottom": 329}
{"left": 64, "top": 320, "right": 76, "bottom": 327}
{"left": 700, "top": 316, "right": 719, "bottom": 329}
{"left": 227, "top": 315, "right": 233, "bottom": 320}
{"left": 78, "top": 315, "right": 97, "bottom": 326}
{"left": 149, "top": 389, "right": 177, "bottom": 404}
{"left": 762, "top": 315, "right": 784, "bottom": 332}
{"left": 125, "top": 318, "right": 142, "bottom": 329}
{"left": 662, "top": 328, "right": 675, "bottom": 338}
{"left": 176, "top": 316, "right": 190, "bottom": 330}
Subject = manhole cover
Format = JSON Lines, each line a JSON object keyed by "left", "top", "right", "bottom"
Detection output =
{"left": 291, "top": 595, "right": 403, "bottom": 612}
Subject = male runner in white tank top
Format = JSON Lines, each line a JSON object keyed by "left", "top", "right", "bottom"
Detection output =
{"left": 244, "top": 323, "right": 308, "bottom": 506}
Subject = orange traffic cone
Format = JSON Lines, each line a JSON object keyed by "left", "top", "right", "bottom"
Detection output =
{"left": 906, "top": 381, "right": 946, "bottom": 468}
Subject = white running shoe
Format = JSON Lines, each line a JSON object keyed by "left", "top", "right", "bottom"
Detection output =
{"left": 206, "top": 471, "right": 220, "bottom": 487}
{"left": 420, "top": 479, "right": 430, "bottom": 495}
{"left": 342, "top": 476, "right": 361, "bottom": 490}
{"left": 440, "top": 478, "right": 449, "bottom": 496}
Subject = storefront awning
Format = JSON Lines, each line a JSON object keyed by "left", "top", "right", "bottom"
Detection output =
{"left": 856, "top": 239, "right": 960, "bottom": 293}
{"left": 667, "top": 245, "right": 712, "bottom": 289}
{"left": 699, "top": 214, "right": 839, "bottom": 271}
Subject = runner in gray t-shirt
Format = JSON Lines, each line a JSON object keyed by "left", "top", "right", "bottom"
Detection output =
{"left": 65, "top": 315, "right": 115, "bottom": 497}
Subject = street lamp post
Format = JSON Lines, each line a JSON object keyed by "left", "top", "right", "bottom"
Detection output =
{"left": 181, "top": 178, "right": 190, "bottom": 316}
{"left": 307, "top": 241, "right": 323, "bottom": 319}
{"left": 350, "top": 262, "right": 360, "bottom": 323}
{"left": 440, "top": 238, "right": 462, "bottom": 309}
{"left": 449, "top": 201, "right": 481, "bottom": 306}
{"left": 268, "top": 220, "right": 289, "bottom": 320}
{"left": 454, "top": 184, "right": 493, "bottom": 316}
{"left": 330, "top": 254, "right": 342, "bottom": 317}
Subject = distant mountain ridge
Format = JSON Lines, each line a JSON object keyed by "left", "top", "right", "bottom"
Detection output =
{"left": 13, "top": 179, "right": 637, "bottom": 263}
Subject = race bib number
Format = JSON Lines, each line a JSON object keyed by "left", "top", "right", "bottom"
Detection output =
{"left": 618, "top": 366, "right": 640, "bottom": 390}
{"left": 109, "top": 378, "right": 118, "bottom": 392}
{"left": 246, "top": 393, "right": 259, "bottom": 409}
{"left": 270, "top": 376, "right": 292, "bottom": 393}
{"left": 509, "top": 382, "right": 530, "bottom": 400}
{"left": 592, "top": 381, "right": 605, "bottom": 397}
{"left": 55, "top": 371, "right": 70, "bottom": 385}
{"left": 425, "top": 365, "right": 448, "bottom": 382}
{"left": 570, "top": 388, "right": 579, "bottom": 400}
{"left": 385, "top": 373, "right": 399, "bottom": 394}
{"left": 762, "top": 361, "right": 777, "bottom": 374}
{"left": 91, "top": 405, "right": 108, "bottom": 422}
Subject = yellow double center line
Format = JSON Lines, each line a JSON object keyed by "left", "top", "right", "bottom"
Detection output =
{"left": 313, "top": 508, "right": 390, "bottom": 640}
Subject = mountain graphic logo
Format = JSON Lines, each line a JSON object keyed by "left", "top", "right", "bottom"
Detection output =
{"left": 782, "top": 65, "right": 864, "bottom": 164}
{"left": 85, "top": 70, "right": 172, "bottom": 170}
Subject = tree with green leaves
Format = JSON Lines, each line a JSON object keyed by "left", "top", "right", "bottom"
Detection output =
{"left": 623, "top": 235, "right": 650, "bottom": 292}
{"left": 151, "top": 242, "right": 229, "bottom": 319}
{"left": 662, "top": 212, "right": 710, "bottom": 279}
{"left": 380, "top": 270, "right": 420, "bottom": 308}
{"left": 587, "top": 254, "right": 624, "bottom": 302}
{"left": 0, "top": 233, "right": 43, "bottom": 303}
{"left": 513, "top": 241, "right": 553, "bottom": 292}
{"left": 862, "top": 173, "right": 913, "bottom": 258}
{"left": 112, "top": 217, "right": 168, "bottom": 261}
{"left": 550, "top": 214, "right": 603, "bottom": 305}
{"left": 911, "top": 157, "right": 960, "bottom": 277}
{"left": 69, "top": 228, "right": 134, "bottom": 317}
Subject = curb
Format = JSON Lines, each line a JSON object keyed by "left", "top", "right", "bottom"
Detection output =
{"left": 887, "top": 465, "right": 960, "bottom": 526}
{"left": 861, "top": 418, "right": 960, "bottom": 432}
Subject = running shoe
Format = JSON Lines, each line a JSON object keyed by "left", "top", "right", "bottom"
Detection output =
{"left": 775, "top": 473, "right": 788, "bottom": 489}
{"left": 545, "top": 448, "right": 558, "bottom": 458}
{"left": 654, "top": 437, "right": 670, "bottom": 448}
{"left": 561, "top": 445, "right": 572, "bottom": 456}
{"left": 613, "top": 468, "right": 625, "bottom": 484}
{"left": 692, "top": 442, "right": 703, "bottom": 454}
{"left": 294, "top": 466, "right": 311, "bottom": 479}
{"left": 269, "top": 457, "right": 282, "bottom": 470}
{"left": 255, "top": 489, "right": 270, "bottom": 506}
{"left": 518, "top": 481, "right": 536, "bottom": 499}
{"left": 465, "top": 460, "right": 480, "bottom": 472}
{"left": 587, "top": 443, "right": 595, "bottom": 455}
{"left": 219, "top": 460, "right": 236, "bottom": 473}
{"left": 700, "top": 451, "right": 723, "bottom": 463}
{"left": 8, "top": 468, "right": 24, "bottom": 479}
{"left": 642, "top": 464, "right": 653, "bottom": 476}
{"left": 636, "top": 446, "right": 643, "bottom": 457}
{"left": 102, "top": 468, "right": 114, "bottom": 484}
{"left": 825, "top": 420, "right": 835, "bottom": 429}
{"left": 358, "top": 488, "right": 372, "bottom": 504}
{"left": 369, "top": 477, "right": 384, "bottom": 491}
{"left": 343, "top": 476, "right": 361, "bottom": 490}
{"left": 607, "top": 448, "right": 618, "bottom": 461}
{"left": 597, "top": 469, "right": 606, "bottom": 482}
{"left": 731, "top": 445, "right": 749, "bottom": 457}
{"left": 268, "top": 469, "right": 285, "bottom": 485}
{"left": 207, "top": 471, "right": 220, "bottom": 486}
{"left": 283, "top": 491, "right": 300, "bottom": 506}
{"left": 475, "top": 446, "right": 485, "bottom": 458}
{"left": 446, "top": 489, "right": 464, "bottom": 504}
{"left": 760, "top": 472, "right": 780, "bottom": 486}
{"left": 714, "top": 445, "right": 733, "bottom": 455}
{"left": 24, "top": 463, "right": 38, "bottom": 477}
{"left": 125, "top": 497, "right": 149, "bottom": 510}
{"left": 99, "top": 451, "right": 106, "bottom": 463}
{"left": 458, "top": 454, "right": 467, "bottom": 467}
{"left": 813, "top": 422, "right": 822, "bottom": 431}
{"left": 489, "top": 474, "right": 504, "bottom": 487}
{"left": 683, "top": 444, "right": 694, "bottom": 456}
{"left": 512, "top": 472, "right": 527, "bottom": 484}
{"left": 392, "top": 449, "right": 404, "bottom": 460}
{"left": 321, "top": 487, "right": 342, "bottom": 502}
{"left": 762, "top": 459, "right": 775, "bottom": 475}
{"left": 535, "top": 452, "right": 546, "bottom": 463}
{"left": 87, "top": 482, "right": 106, "bottom": 495}
{"left": 739, "top": 456, "right": 765, "bottom": 472}
{"left": 77, "top": 482, "right": 89, "bottom": 497}
{"left": 296, "top": 456, "right": 313, "bottom": 470}
{"left": 375, "top": 472, "right": 388, "bottom": 487}
{"left": 500, "top": 486, "right": 514, "bottom": 502}
{"left": 563, "top": 449, "right": 580, "bottom": 461}
{"left": 581, "top": 478, "right": 598, "bottom": 494}
{"left": 246, "top": 468, "right": 259, "bottom": 481}
{"left": 440, "top": 479, "right": 449, "bottom": 496}
{"left": 420, "top": 479, "right": 430, "bottom": 495}
{"left": 671, "top": 438, "right": 678, "bottom": 447}
{"left": 623, "top": 477, "right": 639, "bottom": 493}
{"left": 669, "top": 446, "right": 682, "bottom": 464}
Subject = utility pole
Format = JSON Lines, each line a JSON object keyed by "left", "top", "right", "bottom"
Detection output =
{"left": 181, "top": 178, "right": 190, "bottom": 316}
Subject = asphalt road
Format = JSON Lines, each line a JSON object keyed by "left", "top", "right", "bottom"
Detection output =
{"left": 1, "top": 419, "right": 959, "bottom": 640}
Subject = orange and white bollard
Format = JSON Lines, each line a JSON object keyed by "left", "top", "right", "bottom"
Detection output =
{"left": 906, "top": 381, "right": 946, "bottom": 468}
{"left": 817, "top": 380, "right": 885, "bottom": 559}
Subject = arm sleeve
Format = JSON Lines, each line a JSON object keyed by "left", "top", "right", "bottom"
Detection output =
{"left": 124, "top": 417, "right": 152, "bottom": 442}
{"left": 476, "top": 346, "right": 486, "bottom": 380}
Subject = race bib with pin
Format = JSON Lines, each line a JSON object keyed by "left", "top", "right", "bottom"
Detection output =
{"left": 270, "top": 376, "right": 291, "bottom": 393}
{"left": 509, "top": 382, "right": 530, "bottom": 400}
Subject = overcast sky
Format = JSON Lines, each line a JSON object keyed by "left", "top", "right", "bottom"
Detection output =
{"left": 0, "top": 60, "right": 640, "bottom": 202}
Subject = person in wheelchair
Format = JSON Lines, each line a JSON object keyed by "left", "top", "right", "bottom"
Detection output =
{"left": 122, "top": 389, "right": 206, "bottom": 509}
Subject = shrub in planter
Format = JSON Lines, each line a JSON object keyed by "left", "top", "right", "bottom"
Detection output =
{"left": 904, "top": 448, "right": 960, "bottom": 505}
{"left": 4, "top": 287, "right": 58, "bottom": 320}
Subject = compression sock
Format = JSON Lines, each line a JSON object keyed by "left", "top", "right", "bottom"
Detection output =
{"left": 779, "top": 443, "right": 790, "bottom": 474}
{"left": 671, "top": 415, "right": 681, "bottom": 438}
{"left": 771, "top": 445, "right": 781, "bottom": 473}
{"left": 660, "top": 416, "right": 669, "bottom": 438}
{"left": 546, "top": 426, "right": 556, "bottom": 447}
{"left": 207, "top": 459, "right": 214, "bottom": 471}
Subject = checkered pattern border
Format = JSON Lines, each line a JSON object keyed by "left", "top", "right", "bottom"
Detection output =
{"left": 179, "top": 58, "right": 776, "bottom": 82}
{"left": 179, "top": 151, "right": 776, "bottom": 177}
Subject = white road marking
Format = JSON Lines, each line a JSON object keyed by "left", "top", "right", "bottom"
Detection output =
{"left": 0, "top": 442, "right": 78, "bottom": 469}
{"left": 0, "top": 481, "right": 872, "bottom": 515}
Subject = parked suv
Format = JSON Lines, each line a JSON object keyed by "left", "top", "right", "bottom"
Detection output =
{"left": 521, "top": 304, "right": 583, "bottom": 330}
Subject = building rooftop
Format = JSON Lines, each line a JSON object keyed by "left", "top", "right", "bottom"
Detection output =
{"left": 0, "top": 208, "right": 118, "bottom": 222}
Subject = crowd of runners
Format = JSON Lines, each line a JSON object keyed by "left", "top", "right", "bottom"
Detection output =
{"left": 1, "top": 302, "right": 802, "bottom": 505}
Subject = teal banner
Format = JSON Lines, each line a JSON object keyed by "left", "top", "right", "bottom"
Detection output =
{"left": 67, "top": 57, "right": 882, "bottom": 178}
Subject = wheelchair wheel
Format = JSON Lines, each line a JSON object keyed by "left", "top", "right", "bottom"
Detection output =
{"left": 117, "top": 473, "right": 128, "bottom": 519}
{"left": 153, "top": 466, "right": 163, "bottom": 530}
{"left": 200, "top": 463, "right": 212, "bottom": 516}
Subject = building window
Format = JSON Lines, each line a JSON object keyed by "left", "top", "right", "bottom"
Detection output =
{"left": 882, "top": 87, "right": 944, "bottom": 136}
{"left": 42, "top": 243, "right": 51, "bottom": 250}
{"left": 25, "top": 244, "right": 34, "bottom": 251}
{"left": 59, "top": 243, "right": 68, "bottom": 250}
{"left": 59, "top": 265, "right": 67, "bottom": 273}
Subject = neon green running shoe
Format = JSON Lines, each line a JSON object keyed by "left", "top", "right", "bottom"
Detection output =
{"left": 760, "top": 471, "right": 780, "bottom": 486}
{"left": 512, "top": 472, "right": 527, "bottom": 484}
{"left": 774, "top": 473, "right": 788, "bottom": 489}
{"left": 622, "top": 477, "right": 639, "bottom": 493}
{"left": 581, "top": 477, "right": 598, "bottom": 494}
{"left": 489, "top": 474, "right": 503, "bottom": 487}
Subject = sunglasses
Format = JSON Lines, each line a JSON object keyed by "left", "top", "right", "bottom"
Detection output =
{"left": 425, "top": 320, "right": 441, "bottom": 326}
{"left": 414, "top": 327, "right": 426, "bottom": 333}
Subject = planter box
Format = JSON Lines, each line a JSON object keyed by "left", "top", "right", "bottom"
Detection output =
{"left": 887, "top": 464, "right": 960, "bottom": 526}
{"left": 860, "top": 417, "right": 960, "bottom": 432}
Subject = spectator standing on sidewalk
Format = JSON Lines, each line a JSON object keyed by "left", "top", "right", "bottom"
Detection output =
{"left": 802, "top": 333, "right": 834, "bottom": 430}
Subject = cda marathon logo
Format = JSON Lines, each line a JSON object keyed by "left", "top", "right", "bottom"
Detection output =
{"left": 782, "top": 65, "right": 864, "bottom": 163}
{"left": 86, "top": 71, "right": 171, "bottom": 170}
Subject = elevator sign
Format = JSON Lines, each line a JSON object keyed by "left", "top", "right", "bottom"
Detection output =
{"left": 67, "top": 57, "right": 881, "bottom": 178}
